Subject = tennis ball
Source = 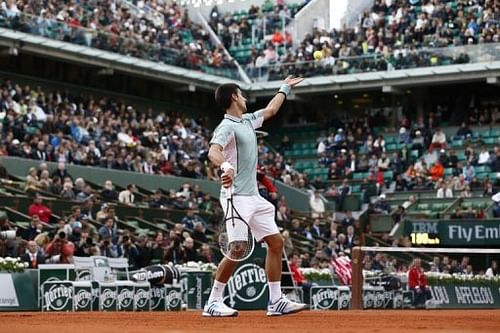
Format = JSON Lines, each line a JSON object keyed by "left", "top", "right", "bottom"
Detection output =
{"left": 313, "top": 50, "right": 323, "bottom": 61}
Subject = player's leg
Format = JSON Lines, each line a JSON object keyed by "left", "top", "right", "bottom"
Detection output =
{"left": 250, "top": 195, "right": 307, "bottom": 316}
{"left": 263, "top": 233, "right": 284, "bottom": 301}
{"left": 202, "top": 257, "right": 239, "bottom": 317}
{"left": 203, "top": 195, "right": 253, "bottom": 317}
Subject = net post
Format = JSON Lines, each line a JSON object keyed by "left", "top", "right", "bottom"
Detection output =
{"left": 351, "top": 246, "right": 363, "bottom": 310}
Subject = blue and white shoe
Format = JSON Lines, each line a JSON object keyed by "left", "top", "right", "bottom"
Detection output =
{"left": 267, "top": 294, "right": 307, "bottom": 316}
{"left": 202, "top": 300, "right": 238, "bottom": 317}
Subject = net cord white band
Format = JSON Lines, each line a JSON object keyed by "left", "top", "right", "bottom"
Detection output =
{"left": 359, "top": 246, "right": 500, "bottom": 254}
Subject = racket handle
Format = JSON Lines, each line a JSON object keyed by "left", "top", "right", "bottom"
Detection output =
{"left": 225, "top": 186, "right": 233, "bottom": 198}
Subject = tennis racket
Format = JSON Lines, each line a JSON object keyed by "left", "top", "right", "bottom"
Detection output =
{"left": 218, "top": 186, "right": 255, "bottom": 262}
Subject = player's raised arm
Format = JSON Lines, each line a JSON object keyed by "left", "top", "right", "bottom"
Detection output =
{"left": 259, "top": 76, "right": 304, "bottom": 121}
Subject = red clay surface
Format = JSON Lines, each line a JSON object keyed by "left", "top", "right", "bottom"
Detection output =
{"left": 1, "top": 310, "right": 499, "bottom": 333}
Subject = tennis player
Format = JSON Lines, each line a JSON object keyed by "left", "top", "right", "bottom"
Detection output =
{"left": 203, "top": 76, "right": 306, "bottom": 317}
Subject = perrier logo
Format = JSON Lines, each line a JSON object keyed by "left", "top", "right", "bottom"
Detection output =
{"left": 135, "top": 288, "right": 150, "bottom": 309}
{"left": 167, "top": 289, "right": 181, "bottom": 309}
{"left": 44, "top": 284, "right": 72, "bottom": 311}
{"left": 312, "top": 288, "right": 337, "bottom": 310}
{"left": 226, "top": 263, "right": 267, "bottom": 307}
{"left": 118, "top": 288, "right": 134, "bottom": 309}
{"left": 101, "top": 288, "right": 116, "bottom": 308}
{"left": 74, "top": 289, "right": 92, "bottom": 310}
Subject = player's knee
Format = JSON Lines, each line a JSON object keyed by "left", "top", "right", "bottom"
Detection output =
{"left": 267, "top": 235, "right": 283, "bottom": 252}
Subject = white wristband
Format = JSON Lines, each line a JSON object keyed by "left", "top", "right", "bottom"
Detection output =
{"left": 220, "top": 162, "right": 234, "bottom": 173}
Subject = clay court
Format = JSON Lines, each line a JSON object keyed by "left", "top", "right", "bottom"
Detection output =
{"left": 2, "top": 310, "right": 500, "bottom": 333}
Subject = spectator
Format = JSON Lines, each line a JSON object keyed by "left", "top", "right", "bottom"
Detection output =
{"left": 374, "top": 194, "right": 390, "bottom": 214}
{"left": 21, "top": 240, "right": 45, "bottom": 268}
{"left": 149, "top": 189, "right": 169, "bottom": 209}
{"left": 118, "top": 184, "right": 137, "bottom": 205}
{"left": 80, "top": 215, "right": 98, "bottom": 241}
{"left": 101, "top": 180, "right": 119, "bottom": 201}
{"left": 135, "top": 235, "right": 153, "bottom": 269}
{"left": 342, "top": 211, "right": 355, "bottom": 229}
{"left": 120, "top": 235, "right": 139, "bottom": 269}
{"left": 429, "top": 161, "right": 444, "bottom": 181}
{"left": 51, "top": 162, "right": 71, "bottom": 180}
{"left": 191, "top": 222, "right": 208, "bottom": 246}
{"left": 183, "top": 237, "right": 199, "bottom": 262}
{"left": 478, "top": 147, "right": 490, "bottom": 165}
{"left": 289, "top": 253, "right": 312, "bottom": 300}
{"left": 60, "top": 181, "right": 76, "bottom": 200}
{"left": 492, "top": 193, "right": 500, "bottom": 217}
{"left": 486, "top": 260, "right": 498, "bottom": 277}
{"left": 76, "top": 184, "right": 93, "bottom": 202}
{"left": 437, "top": 183, "right": 453, "bottom": 198}
{"left": 28, "top": 193, "right": 52, "bottom": 223}
{"left": 462, "top": 162, "right": 476, "bottom": 183}
{"left": 345, "top": 226, "right": 359, "bottom": 248}
{"left": 46, "top": 231, "right": 75, "bottom": 264}
{"left": 99, "top": 217, "right": 117, "bottom": 243}
{"left": 22, "top": 215, "right": 43, "bottom": 241}
{"left": 408, "top": 258, "right": 432, "bottom": 309}
{"left": 198, "top": 243, "right": 214, "bottom": 263}
{"left": 99, "top": 236, "right": 121, "bottom": 258}
{"left": 96, "top": 203, "right": 110, "bottom": 222}
{"left": 310, "top": 219, "right": 322, "bottom": 238}
{"left": 429, "top": 128, "right": 447, "bottom": 152}
{"left": 455, "top": 122, "right": 472, "bottom": 139}
{"left": 181, "top": 209, "right": 206, "bottom": 230}
{"left": 309, "top": 190, "right": 325, "bottom": 218}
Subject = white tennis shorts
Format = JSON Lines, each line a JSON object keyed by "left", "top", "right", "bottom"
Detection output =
{"left": 220, "top": 194, "right": 279, "bottom": 242}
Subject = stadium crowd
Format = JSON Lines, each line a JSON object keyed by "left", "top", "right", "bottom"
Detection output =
{"left": 0, "top": 171, "right": 221, "bottom": 269}
{"left": 241, "top": 0, "right": 499, "bottom": 80}
{"left": 0, "top": 0, "right": 237, "bottom": 75}
{"left": 1, "top": 0, "right": 498, "bottom": 81}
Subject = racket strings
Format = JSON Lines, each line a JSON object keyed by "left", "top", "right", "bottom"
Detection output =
{"left": 219, "top": 197, "right": 254, "bottom": 261}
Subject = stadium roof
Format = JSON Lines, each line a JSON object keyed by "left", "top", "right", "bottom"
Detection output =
{"left": 1, "top": 27, "right": 499, "bottom": 97}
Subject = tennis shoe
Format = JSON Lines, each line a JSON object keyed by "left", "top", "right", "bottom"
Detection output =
{"left": 267, "top": 294, "right": 307, "bottom": 316}
{"left": 202, "top": 300, "right": 238, "bottom": 317}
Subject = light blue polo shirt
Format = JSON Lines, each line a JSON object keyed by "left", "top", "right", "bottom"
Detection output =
{"left": 210, "top": 111, "right": 264, "bottom": 196}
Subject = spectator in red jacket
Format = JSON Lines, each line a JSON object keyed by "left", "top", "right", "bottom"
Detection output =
{"left": 257, "top": 166, "right": 278, "bottom": 205}
{"left": 408, "top": 258, "right": 432, "bottom": 308}
{"left": 289, "top": 253, "right": 313, "bottom": 303}
{"left": 28, "top": 193, "right": 52, "bottom": 223}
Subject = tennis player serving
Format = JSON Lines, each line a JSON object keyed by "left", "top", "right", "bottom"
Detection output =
{"left": 203, "top": 76, "right": 306, "bottom": 317}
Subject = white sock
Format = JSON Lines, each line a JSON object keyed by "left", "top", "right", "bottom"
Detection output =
{"left": 208, "top": 280, "right": 226, "bottom": 303}
{"left": 268, "top": 281, "right": 281, "bottom": 303}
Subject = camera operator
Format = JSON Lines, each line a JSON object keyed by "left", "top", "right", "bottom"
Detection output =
{"left": 46, "top": 231, "right": 75, "bottom": 263}
{"left": 98, "top": 235, "right": 122, "bottom": 258}
{"left": 164, "top": 231, "right": 185, "bottom": 264}
{"left": 135, "top": 235, "right": 152, "bottom": 268}
{"left": 74, "top": 231, "right": 98, "bottom": 257}
{"left": 22, "top": 215, "right": 43, "bottom": 241}
{"left": 120, "top": 234, "right": 139, "bottom": 269}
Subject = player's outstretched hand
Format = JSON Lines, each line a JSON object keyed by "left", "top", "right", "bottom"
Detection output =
{"left": 284, "top": 75, "right": 304, "bottom": 87}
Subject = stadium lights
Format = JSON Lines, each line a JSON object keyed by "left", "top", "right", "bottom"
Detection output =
{"left": 382, "top": 85, "right": 402, "bottom": 94}
{"left": 486, "top": 77, "right": 498, "bottom": 85}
